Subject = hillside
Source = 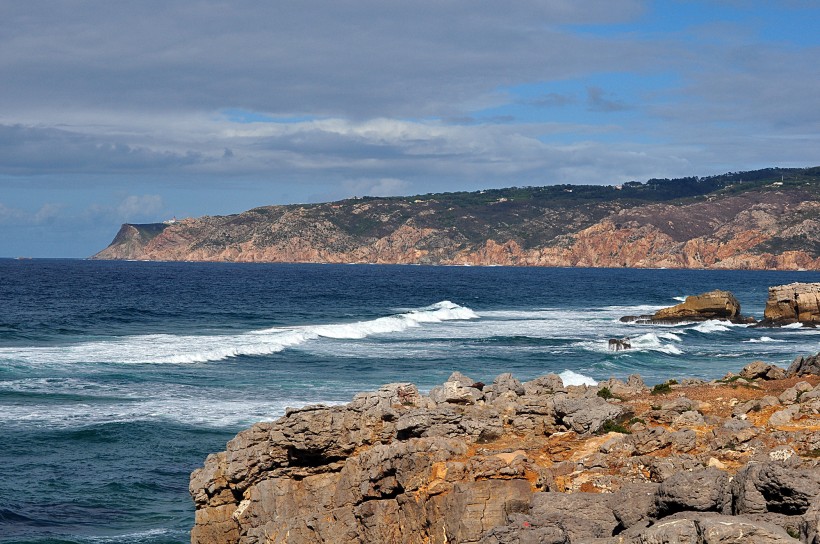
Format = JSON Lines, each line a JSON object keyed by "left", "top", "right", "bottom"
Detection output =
{"left": 93, "top": 167, "right": 820, "bottom": 270}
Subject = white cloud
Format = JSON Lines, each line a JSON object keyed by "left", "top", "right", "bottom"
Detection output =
{"left": 343, "top": 178, "right": 410, "bottom": 198}
{"left": 116, "top": 195, "right": 164, "bottom": 220}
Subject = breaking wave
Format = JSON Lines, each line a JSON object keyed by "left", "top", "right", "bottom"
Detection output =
{"left": 559, "top": 370, "right": 597, "bottom": 387}
{"left": 0, "top": 301, "right": 478, "bottom": 365}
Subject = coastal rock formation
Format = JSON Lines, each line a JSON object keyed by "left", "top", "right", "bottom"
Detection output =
{"left": 94, "top": 168, "right": 820, "bottom": 270}
{"left": 191, "top": 363, "right": 820, "bottom": 544}
{"left": 621, "top": 290, "right": 750, "bottom": 325}
{"left": 652, "top": 290, "right": 742, "bottom": 322}
{"left": 764, "top": 283, "right": 820, "bottom": 326}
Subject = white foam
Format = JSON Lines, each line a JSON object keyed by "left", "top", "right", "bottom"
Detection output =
{"left": 658, "top": 332, "right": 683, "bottom": 342}
{"left": 783, "top": 322, "right": 805, "bottom": 329}
{"left": 629, "top": 333, "right": 684, "bottom": 355}
{"left": 87, "top": 528, "right": 180, "bottom": 543}
{"left": 0, "top": 377, "right": 343, "bottom": 429}
{"left": 745, "top": 336, "right": 784, "bottom": 343}
{"left": 0, "top": 301, "right": 478, "bottom": 365}
{"left": 691, "top": 321, "right": 730, "bottom": 333}
{"left": 673, "top": 296, "right": 687, "bottom": 302}
{"left": 559, "top": 370, "right": 597, "bottom": 387}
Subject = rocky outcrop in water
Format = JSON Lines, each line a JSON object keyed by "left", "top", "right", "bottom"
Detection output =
{"left": 763, "top": 283, "right": 820, "bottom": 326}
{"left": 652, "top": 290, "right": 743, "bottom": 322}
{"left": 93, "top": 168, "right": 820, "bottom": 270}
{"left": 621, "top": 290, "right": 752, "bottom": 325}
{"left": 191, "top": 362, "right": 820, "bottom": 543}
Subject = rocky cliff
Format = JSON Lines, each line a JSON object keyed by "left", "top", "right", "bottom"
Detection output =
{"left": 764, "top": 283, "right": 820, "bottom": 326}
{"left": 190, "top": 361, "right": 820, "bottom": 544}
{"left": 93, "top": 168, "right": 820, "bottom": 269}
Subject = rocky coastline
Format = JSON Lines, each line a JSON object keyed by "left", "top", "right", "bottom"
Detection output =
{"left": 92, "top": 169, "right": 820, "bottom": 270}
{"left": 190, "top": 284, "right": 820, "bottom": 543}
{"left": 191, "top": 354, "right": 820, "bottom": 544}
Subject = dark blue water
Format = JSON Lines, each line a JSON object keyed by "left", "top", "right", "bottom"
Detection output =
{"left": 1, "top": 260, "right": 819, "bottom": 543}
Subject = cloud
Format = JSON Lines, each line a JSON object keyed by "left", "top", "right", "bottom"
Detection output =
{"left": 0, "top": 1, "right": 650, "bottom": 120}
{"left": 116, "top": 195, "right": 164, "bottom": 220}
{"left": 343, "top": 178, "right": 410, "bottom": 198}
{"left": 0, "top": 0, "right": 818, "bottom": 233}
{"left": 527, "top": 92, "right": 578, "bottom": 108}
{"left": 0, "top": 124, "right": 206, "bottom": 175}
{"left": 0, "top": 202, "right": 64, "bottom": 225}
{"left": 586, "top": 86, "right": 630, "bottom": 112}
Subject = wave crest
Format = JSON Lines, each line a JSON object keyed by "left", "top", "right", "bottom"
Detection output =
{"left": 0, "top": 301, "right": 478, "bottom": 365}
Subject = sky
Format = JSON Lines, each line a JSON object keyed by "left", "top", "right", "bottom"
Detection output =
{"left": 1, "top": 1, "right": 819, "bottom": 257}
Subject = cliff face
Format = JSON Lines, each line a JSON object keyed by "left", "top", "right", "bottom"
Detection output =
{"left": 93, "top": 168, "right": 820, "bottom": 269}
{"left": 190, "top": 364, "right": 820, "bottom": 544}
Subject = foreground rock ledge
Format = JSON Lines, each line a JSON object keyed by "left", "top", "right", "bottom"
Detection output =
{"left": 191, "top": 364, "right": 820, "bottom": 544}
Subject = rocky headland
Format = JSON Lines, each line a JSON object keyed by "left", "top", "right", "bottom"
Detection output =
{"left": 94, "top": 167, "right": 820, "bottom": 270}
{"left": 191, "top": 356, "right": 820, "bottom": 544}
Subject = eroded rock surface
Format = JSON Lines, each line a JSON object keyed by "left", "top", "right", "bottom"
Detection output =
{"left": 191, "top": 365, "right": 820, "bottom": 544}
{"left": 764, "top": 283, "right": 820, "bottom": 326}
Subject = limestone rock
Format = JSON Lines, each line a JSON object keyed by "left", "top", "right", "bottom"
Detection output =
{"left": 551, "top": 394, "right": 624, "bottom": 434}
{"left": 652, "top": 290, "right": 742, "bottom": 322}
{"left": 740, "top": 361, "right": 787, "bottom": 381}
{"left": 190, "top": 370, "right": 820, "bottom": 544}
{"left": 529, "top": 492, "right": 619, "bottom": 540}
{"left": 764, "top": 282, "right": 820, "bottom": 325}
{"left": 625, "top": 513, "right": 799, "bottom": 543}
{"left": 788, "top": 352, "right": 820, "bottom": 377}
{"left": 656, "top": 467, "right": 731, "bottom": 516}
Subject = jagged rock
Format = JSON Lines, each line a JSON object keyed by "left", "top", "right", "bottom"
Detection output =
{"left": 190, "top": 371, "right": 820, "bottom": 544}
{"left": 801, "top": 501, "right": 820, "bottom": 544}
{"left": 478, "top": 514, "right": 568, "bottom": 544}
{"left": 551, "top": 394, "right": 624, "bottom": 434}
{"left": 764, "top": 282, "right": 820, "bottom": 325}
{"left": 624, "top": 513, "right": 799, "bottom": 543}
{"left": 608, "top": 338, "right": 632, "bottom": 351}
{"left": 484, "top": 373, "right": 525, "bottom": 402}
{"left": 740, "top": 361, "right": 787, "bottom": 381}
{"left": 733, "top": 396, "right": 779, "bottom": 418}
{"left": 612, "top": 483, "right": 659, "bottom": 531}
{"left": 672, "top": 410, "right": 706, "bottom": 429}
{"left": 444, "top": 479, "right": 533, "bottom": 543}
{"left": 670, "top": 429, "right": 698, "bottom": 452}
{"left": 523, "top": 374, "right": 565, "bottom": 396}
{"left": 598, "top": 375, "right": 647, "bottom": 398}
{"left": 768, "top": 405, "right": 800, "bottom": 426}
{"left": 732, "top": 462, "right": 820, "bottom": 516}
{"left": 529, "top": 492, "right": 619, "bottom": 540}
{"left": 788, "top": 352, "right": 820, "bottom": 377}
{"left": 429, "top": 380, "right": 484, "bottom": 405}
{"left": 656, "top": 467, "right": 731, "bottom": 516}
{"left": 651, "top": 290, "right": 742, "bottom": 322}
{"left": 631, "top": 426, "right": 673, "bottom": 455}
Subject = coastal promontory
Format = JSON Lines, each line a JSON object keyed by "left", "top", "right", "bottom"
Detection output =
{"left": 94, "top": 167, "right": 820, "bottom": 270}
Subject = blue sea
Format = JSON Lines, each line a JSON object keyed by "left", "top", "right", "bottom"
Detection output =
{"left": 1, "top": 260, "right": 819, "bottom": 543}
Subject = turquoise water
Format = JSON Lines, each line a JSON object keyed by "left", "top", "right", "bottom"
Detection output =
{"left": 1, "top": 260, "right": 819, "bottom": 543}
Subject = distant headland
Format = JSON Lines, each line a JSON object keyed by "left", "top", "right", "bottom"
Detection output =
{"left": 93, "top": 167, "right": 820, "bottom": 270}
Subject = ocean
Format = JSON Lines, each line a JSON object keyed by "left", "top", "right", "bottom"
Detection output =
{"left": 1, "top": 259, "right": 819, "bottom": 543}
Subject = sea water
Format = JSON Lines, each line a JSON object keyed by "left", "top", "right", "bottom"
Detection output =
{"left": 1, "top": 260, "right": 819, "bottom": 543}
